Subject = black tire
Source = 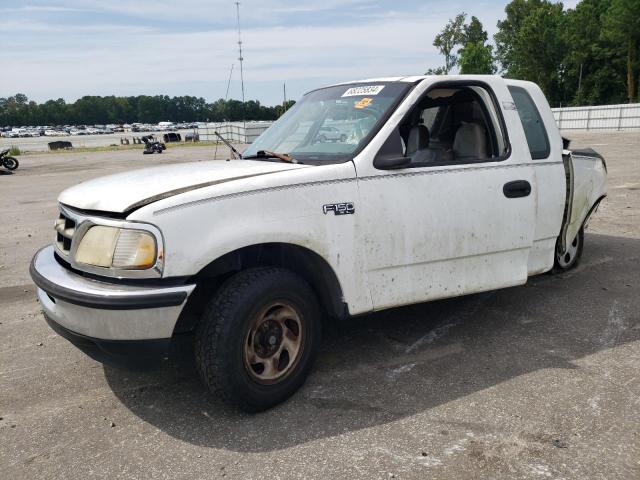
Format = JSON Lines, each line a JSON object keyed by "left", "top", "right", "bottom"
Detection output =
{"left": 195, "top": 267, "right": 322, "bottom": 412}
{"left": 317, "top": 135, "right": 326, "bottom": 143}
{"left": 3, "top": 157, "right": 19, "bottom": 170}
{"left": 339, "top": 134, "right": 347, "bottom": 142}
{"left": 553, "top": 227, "right": 584, "bottom": 272}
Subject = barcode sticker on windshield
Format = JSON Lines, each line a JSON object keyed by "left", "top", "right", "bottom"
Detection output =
{"left": 342, "top": 85, "right": 385, "bottom": 97}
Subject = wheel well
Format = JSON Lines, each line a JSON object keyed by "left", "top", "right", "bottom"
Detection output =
{"left": 173, "top": 243, "right": 348, "bottom": 334}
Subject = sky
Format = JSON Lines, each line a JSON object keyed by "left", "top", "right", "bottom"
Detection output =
{"left": 0, "top": 0, "right": 578, "bottom": 106}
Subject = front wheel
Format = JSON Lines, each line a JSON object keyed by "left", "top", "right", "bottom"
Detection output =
{"left": 554, "top": 227, "right": 584, "bottom": 271}
{"left": 3, "top": 157, "right": 19, "bottom": 170}
{"left": 195, "top": 267, "right": 321, "bottom": 412}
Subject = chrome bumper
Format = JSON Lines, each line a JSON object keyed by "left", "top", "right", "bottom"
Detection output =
{"left": 30, "top": 246, "right": 195, "bottom": 341}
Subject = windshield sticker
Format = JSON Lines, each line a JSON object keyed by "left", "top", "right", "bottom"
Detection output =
{"left": 354, "top": 98, "right": 373, "bottom": 109}
{"left": 342, "top": 85, "right": 385, "bottom": 97}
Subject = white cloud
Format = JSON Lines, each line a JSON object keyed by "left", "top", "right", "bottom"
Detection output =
{"left": 1, "top": 0, "right": 508, "bottom": 104}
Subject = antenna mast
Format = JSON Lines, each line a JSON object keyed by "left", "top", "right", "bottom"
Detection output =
{"left": 235, "top": 2, "right": 245, "bottom": 105}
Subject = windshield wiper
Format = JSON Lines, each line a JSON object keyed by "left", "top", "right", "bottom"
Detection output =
{"left": 214, "top": 131, "right": 243, "bottom": 159}
{"left": 243, "top": 150, "right": 301, "bottom": 164}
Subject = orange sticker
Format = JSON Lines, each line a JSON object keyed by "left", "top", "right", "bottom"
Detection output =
{"left": 354, "top": 97, "right": 373, "bottom": 109}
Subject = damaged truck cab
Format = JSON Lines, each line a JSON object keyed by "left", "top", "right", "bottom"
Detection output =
{"left": 30, "top": 75, "right": 606, "bottom": 411}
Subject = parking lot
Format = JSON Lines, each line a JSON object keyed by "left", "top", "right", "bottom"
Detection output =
{"left": 0, "top": 131, "right": 638, "bottom": 479}
{"left": 0, "top": 130, "right": 198, "bottom": 153}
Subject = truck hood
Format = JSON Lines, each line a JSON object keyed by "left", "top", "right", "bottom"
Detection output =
{"left": 58, "top": 160, "right": 307, "bottom": 214}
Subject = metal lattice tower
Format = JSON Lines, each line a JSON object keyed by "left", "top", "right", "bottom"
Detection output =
{"left": 235, "top": 2, "right": 245, "bottom": 105}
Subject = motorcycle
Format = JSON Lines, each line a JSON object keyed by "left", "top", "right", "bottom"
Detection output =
{"left": 141, "top": 135, "right": 166, "bottom": 155}
{"left": 0, "top": 149, "right": 19, "bottom": 171}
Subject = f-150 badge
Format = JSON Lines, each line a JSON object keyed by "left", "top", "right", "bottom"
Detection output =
{"left": 323, "top": 202, "right": 355, "bottom": 215}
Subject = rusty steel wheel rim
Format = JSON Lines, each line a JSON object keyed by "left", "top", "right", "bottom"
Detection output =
{"left": 243, "top": 301, "right": 304, "bottom": 384}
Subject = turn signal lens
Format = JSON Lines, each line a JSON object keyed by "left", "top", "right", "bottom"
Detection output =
{"left": 112, "top": 230, "right": 157, "bottom": 269}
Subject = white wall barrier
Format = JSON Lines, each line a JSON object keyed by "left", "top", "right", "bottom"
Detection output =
{"left": 196, "top": 103, "right": 640, "bottom": 145}
{"left": 552, "top": 103, "right": 640, "bottom": 130}
{"left": 197, "top": 121, "right": 273, "bottom": 144}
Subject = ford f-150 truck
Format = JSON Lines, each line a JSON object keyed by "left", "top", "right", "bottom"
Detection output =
{"left": 30, "top": 75, "right": 607, "bottom": 412}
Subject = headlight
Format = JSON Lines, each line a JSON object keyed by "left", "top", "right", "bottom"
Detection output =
{"left": 75, "top": 226, "right": 157, "bottom": 270}
{"left": 75, "top": 226, "right": 119, "bottom": 267}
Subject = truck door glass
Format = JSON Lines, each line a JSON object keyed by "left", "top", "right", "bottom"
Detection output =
{"left": 389, "top": 84, "right": 507, "bottom": 168}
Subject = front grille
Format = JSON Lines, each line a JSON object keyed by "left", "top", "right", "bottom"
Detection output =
{"left": 54, "top": 211, "right": 76, "bottom": 255}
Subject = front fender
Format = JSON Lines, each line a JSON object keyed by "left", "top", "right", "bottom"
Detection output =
{"left": 128, "top": 162, "right": 373, "bottom": 315}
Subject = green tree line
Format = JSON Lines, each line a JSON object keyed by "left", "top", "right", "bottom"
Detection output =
{"left": 0, "top": 94, "right": 295, "bottom": 127}
{"left": 428, "top": 0, "right": 639, "bottom": 106}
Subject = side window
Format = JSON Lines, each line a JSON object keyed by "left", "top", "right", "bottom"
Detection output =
{"left": 508, "top": 86, "right": 550, "bottom": 160}
{"left": 398, "top": 85, "right": 508, "bottom": 166}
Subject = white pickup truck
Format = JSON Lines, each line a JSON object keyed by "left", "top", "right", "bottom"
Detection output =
{"left": 30, "top": 75, "right": 606, "bottom": 412}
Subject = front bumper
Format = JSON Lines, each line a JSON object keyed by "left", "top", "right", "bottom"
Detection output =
{"left": 30, "top": 246, "right": 196, "bottom": 342}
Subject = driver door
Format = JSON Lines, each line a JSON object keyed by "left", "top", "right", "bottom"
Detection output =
{"left": 355, "top": 79, "right": 536, "bottom": 310}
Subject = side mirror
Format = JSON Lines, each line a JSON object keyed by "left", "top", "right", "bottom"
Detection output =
{"left": 373, "top": 127, "right": 410, "bottom": 170}
{"left": 374, "top": 155, "right": 411, "bottom": 169}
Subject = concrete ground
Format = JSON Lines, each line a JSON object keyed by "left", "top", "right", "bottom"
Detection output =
{"left": 0, "top": 132, "right": 638, "bottom": 479}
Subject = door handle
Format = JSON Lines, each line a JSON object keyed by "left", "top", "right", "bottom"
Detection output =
{"left": 503, "top": 180, "right": 531, "bottom": 198}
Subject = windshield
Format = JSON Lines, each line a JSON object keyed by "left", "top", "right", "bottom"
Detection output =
{"left": 242, "top": 82, "right": 412, "bottom": 164}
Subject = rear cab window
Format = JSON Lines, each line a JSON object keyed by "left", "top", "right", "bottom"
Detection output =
{"left": 508, "top": 86, "right": 550, "bottom": 160}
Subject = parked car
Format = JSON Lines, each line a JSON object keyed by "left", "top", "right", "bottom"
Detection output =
{"left": 44, "top": 129, "right": 69, "bottom": 137}
{"left": 316, "top": 125, "right": 347, "bottom": 143}
{"left": 30, "top": 75, "right": 606, "bottom": 412}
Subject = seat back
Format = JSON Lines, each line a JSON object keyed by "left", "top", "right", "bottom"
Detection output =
{"left": 406, "top": 125, "right": 430, "bottom": 156}
{"left": 453, "top": 122, "right": 487, "bottom": 159}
